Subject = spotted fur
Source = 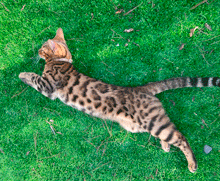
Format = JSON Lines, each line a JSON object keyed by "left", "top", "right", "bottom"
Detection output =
{"left": 19, "top": 28, "right": 220, "bottom": 173}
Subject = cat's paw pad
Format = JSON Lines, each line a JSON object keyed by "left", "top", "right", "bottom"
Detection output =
{"left": 188, "top": 162, "right": 198, "bottom": 173}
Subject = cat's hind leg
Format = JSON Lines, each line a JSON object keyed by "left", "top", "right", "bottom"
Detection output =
{"left": 158, "top": 129, "right": 197, "bottom": 173}
{"left": 19, "top": 72, "right": 56, "bottom": 99}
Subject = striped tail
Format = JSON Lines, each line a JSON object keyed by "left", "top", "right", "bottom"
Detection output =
{"left": 144, "top": 77, "right": 220, "bottom": 95}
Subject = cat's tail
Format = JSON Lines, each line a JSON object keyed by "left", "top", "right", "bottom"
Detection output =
{"left": 144, "top": 77, "right": 220, "bottom": 95}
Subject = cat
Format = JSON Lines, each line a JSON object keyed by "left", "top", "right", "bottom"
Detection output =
{"left": 19, "top": 28, "right": 220, "bottom": 173}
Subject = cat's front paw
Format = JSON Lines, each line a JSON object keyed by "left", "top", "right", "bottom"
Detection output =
{"left": 19, "top": 72, "right": 29, "bottom": 84}
{"left": 19, "top": 72, "right": 35, "bottom": 87}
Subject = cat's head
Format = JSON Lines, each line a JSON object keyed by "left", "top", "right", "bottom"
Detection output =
{"left": 38, "top": 28, "right": 72, "bottom": 62}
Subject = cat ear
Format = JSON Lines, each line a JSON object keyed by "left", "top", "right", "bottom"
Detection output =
{"left": 48, "top": 39, "right": 58, "bottom": 52}
{"left": 54, "top": 28, "right": 65, "bottom": 42}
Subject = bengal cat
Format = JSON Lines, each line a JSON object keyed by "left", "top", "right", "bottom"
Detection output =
{"left": 19, "top": 28, "right": 220, "bottom": 173}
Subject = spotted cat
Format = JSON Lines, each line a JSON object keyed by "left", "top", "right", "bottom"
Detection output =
{"left": 19, "top": 28, "right": 220, "bottom": 173}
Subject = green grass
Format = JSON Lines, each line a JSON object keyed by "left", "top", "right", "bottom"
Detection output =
{"left": 0, "top": 0, "right": 220, "bottom": 180}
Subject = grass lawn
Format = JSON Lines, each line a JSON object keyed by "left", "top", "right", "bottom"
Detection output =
{"left": 0, "top": 0, "right": 220, "bottom": 180}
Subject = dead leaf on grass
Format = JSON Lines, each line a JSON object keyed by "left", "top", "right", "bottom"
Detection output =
{"left": 179, "top": 43, "right": 185, "bottom": 50}
{"left": 124, "top": 28, "right": 134, "bottom": 33}
{"left": 189, "top": 26, "right": 199, "bottom": 37}
{"left": 205, "top": 23, "right": 212, "bottom": 31}
{"left": 115, "top": 9, "right": 123, "bottom": 14}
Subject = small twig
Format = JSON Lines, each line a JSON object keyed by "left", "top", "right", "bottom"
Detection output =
{"left": 123, "top": 2, "right": 143, "bottom": 16}
{"left": 11, "top": 87, "right": 28, "bottom": 98}
{"left": 37, "top": 25, "right": 51, "bottom": 36}
{"left": 190, "top": 0, "right": 208, "bottom": 10}
{"left": 1, "top": 2, "right": 10, "bottom": 12}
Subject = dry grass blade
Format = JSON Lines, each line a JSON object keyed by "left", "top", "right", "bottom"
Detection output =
{"left": 202, "top": 119, "right": 208, "bottom": 128}
{"left": 26, "top": 151, "right": 30, "bottom": 156}
{"left": 198, "top": 47, "right": 210, "bottom": 65}
{"left": 21, "top": 4, "right": 26, "bottom": 11}
{"left": 1, "top": 2, "right": 10, "bottom": 12}
{"left": 205, "top": 23, "right": 212, "bottom": 31}
{"left": 83, "top": 137, "right": 96, "bottom": 148}
{"left": 91, "top": 162, "right": 110, "bottom": 172}
{"left": 0, "top": 148, "right": 5, "bottom": 154}
{"left": 124, "top": 2, "right": 143, "bottom": 16}
{"left": 179, "top": 43, "right": 185, "bottom": 50}
{"left": 104, "top": 120, "right": 112, "bottom": 137}
{"left": 50, "top": 125, "right": 56, "bottom": 135}
{"left": 204, "top": 35, "right": 220, "bottom": 42}
{"left": 11, "top": 87, "right": 28, "bottom": 98}
{"left": 210, "top": 40, "right": 220, "bottom": 45}
{"left": 46, "top": 120, "right": 56, "bottom": 135}
{"left": 37, "top": 25, "right": 51, "bottom": 36}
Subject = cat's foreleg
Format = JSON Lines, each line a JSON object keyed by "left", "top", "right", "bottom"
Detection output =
{"left": 160, "top": 140, "right": 170, "bottom": 152}
{"left": 19, "top": 72, "right": 57, "bottom": 100}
